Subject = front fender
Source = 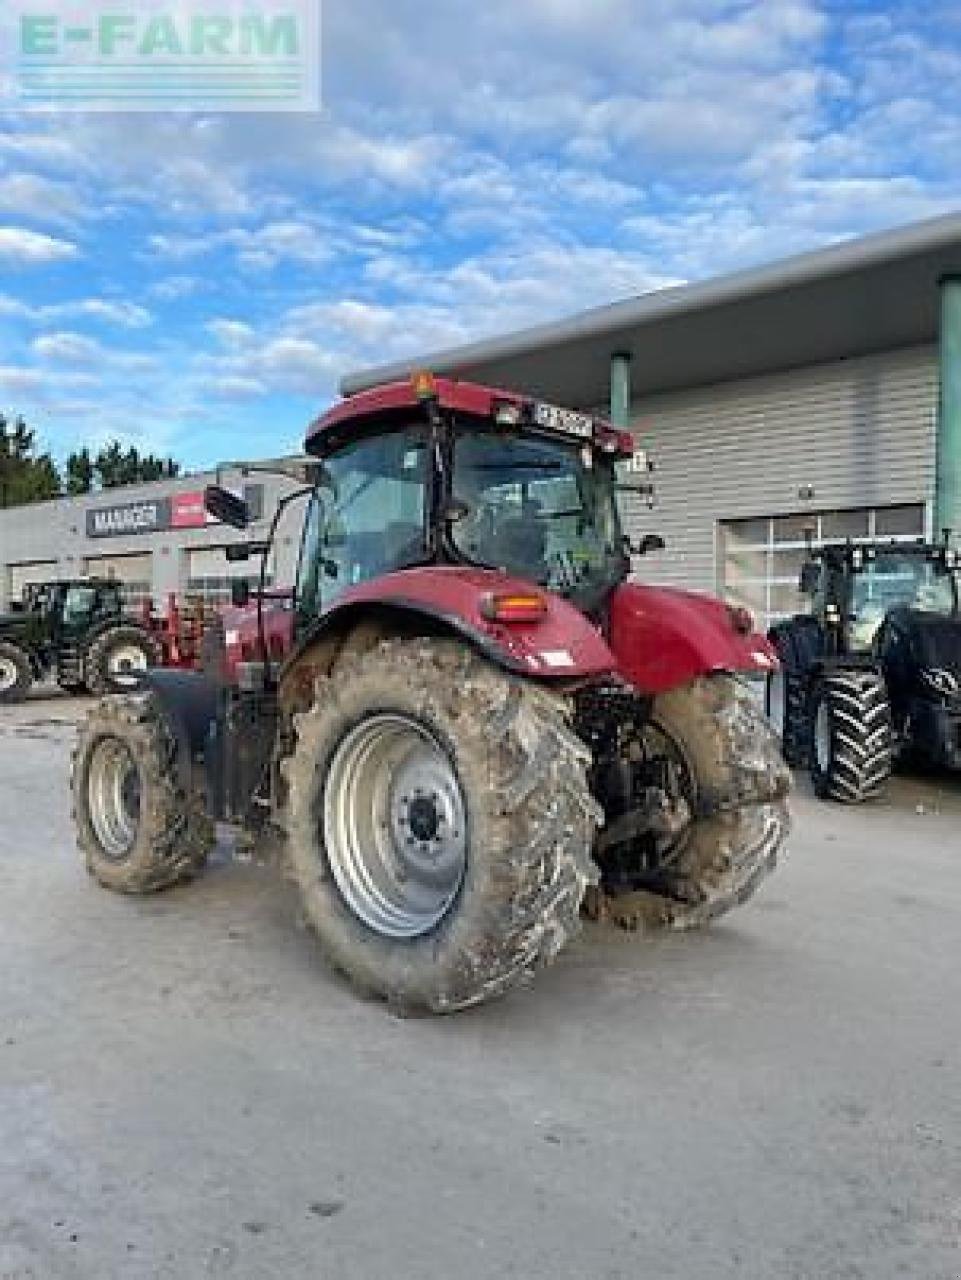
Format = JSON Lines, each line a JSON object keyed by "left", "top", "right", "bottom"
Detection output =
{"left": 283, "top": 566, "right": 618, "bottom": 682}
{"left": 609, "top": 583, "right": 779, "bottom": 696}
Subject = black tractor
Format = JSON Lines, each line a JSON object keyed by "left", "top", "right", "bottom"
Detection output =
{"left": 0, "top": 579, "right": 161, "bottom": 704}
{"left": 766, "top": 538, "right": 961, "bottom": 801}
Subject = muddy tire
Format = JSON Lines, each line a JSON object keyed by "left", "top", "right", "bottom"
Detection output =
{"left": 764, "top": 669, "right": 808, "bottom": 768}
{"left": 279, "top": 638, "right": 601, "bottom": 1013}
{"left": 85, "top": 625, "right": 162, "bottom": 696}
{"left": 72, "top": 693, "right": 214, "bottom": 893}
{"left": 810, "top": 670, "right": 893, "bottom": 803}
{"left": 594, "top": 676, "right": 791, "bottom": 930}
{"left": 0, "top": 641, "right": 32, "bottom": 704}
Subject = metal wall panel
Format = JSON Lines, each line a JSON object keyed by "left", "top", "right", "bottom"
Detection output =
{"left": 612, "top": 346, "right": 938, "bottom": 594}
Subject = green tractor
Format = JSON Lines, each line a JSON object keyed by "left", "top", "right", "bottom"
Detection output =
{"left": 0, "top": 579, "right": 161, "bottom": 704}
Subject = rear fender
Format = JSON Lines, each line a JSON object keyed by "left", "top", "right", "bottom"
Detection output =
{"left": 609, "top": 583, "right": 780, "bottom": 696}
{"left": 280, "top": 567, "right": 618, "bottom": 709}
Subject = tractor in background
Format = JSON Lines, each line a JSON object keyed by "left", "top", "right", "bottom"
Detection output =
{"left": 70, "top": 375, "right": 791, "bottom": 1013}
{"left": 766, "top": 538, "right": 961, "bottom": 801}
{"left": 0, "top": 578, "right": 162, "bottom": 703}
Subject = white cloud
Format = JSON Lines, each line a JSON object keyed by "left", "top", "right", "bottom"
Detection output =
{"left": 33, "top": 332, "right": 102, "bottom": 364}
{"left": 0, "top": 366, "right": 43, "bottom": 395}
{"left": 0, "top": 174, "right": 81, "bottom": 223}
{"left": 151, "top": 220, "right": 331, "bottom": 270}
{"left": 207, "top": 319, "right": 256, "bottom": 349}
{"left": 0, "top": 226, "right": 79, "bottom": 264}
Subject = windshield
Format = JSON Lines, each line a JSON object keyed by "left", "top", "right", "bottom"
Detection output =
{"left": 296, "top": 428, "right": 428, "bottom": 617}
{"left": 450, "top": 431, "right": 624, "bottom": 605}
{"left": 849, "top": 551, "right": 958, "bottom": 650}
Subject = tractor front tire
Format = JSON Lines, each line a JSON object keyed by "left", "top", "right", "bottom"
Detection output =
{"left": 279, "top": 638, "right": 601, "bottom": 1014}
{"left": 810, "top": 670, "right": 893, "bottom": 803}
{"left": 85, "top": 625, "right": 162, "bottom": 696}
{"left": 72, "top": 693, "right": 214, "bottom": 893}
{"left": 594, "top": 675, "right": 792, "bottom": 931}
{"left": 0, "top": 641, "right": 33, "bottom": 704}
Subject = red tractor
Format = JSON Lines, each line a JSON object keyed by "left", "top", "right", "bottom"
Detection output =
{"left": 71, "top": 376, "right": 791, "bottom": 1013}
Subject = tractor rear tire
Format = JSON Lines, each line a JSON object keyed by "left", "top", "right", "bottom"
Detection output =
{"left": 86, "top": 625, "right": 162, "bottom": 695}
{"left": 279, "top": 638, "right": 601, "bottom": 1014}
{"left": 592, "top": 675, "right": 792, "bottom": 930}
{"left": 0, "top": 641, "right": 33, "bottom": 704}
{"left": 809, "top": 670, "right": 893, "bottom": 803}
{"left": 72, "top": 693, "right": 214, "bottom": 893}
{"left": 764, "top": 669, "right": 809, "bottom": 767}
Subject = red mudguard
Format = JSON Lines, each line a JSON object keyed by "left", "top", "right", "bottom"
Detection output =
{"left": 223, "top": 570, "right": 778, "bottom": 695}
{"left": 302, "top": 567, "right": 618, "bottom": 680}
{"left": 608, "top": 583, "right": 779, "bottom": 695}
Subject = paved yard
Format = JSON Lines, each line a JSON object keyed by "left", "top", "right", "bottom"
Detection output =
{"left": 1, "top": 694, "right": 959, "bottom": 1280}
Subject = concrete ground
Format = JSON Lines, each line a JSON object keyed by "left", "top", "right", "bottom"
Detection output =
{"left": 1, "top": 694, "right": 959, "bottom": 1280}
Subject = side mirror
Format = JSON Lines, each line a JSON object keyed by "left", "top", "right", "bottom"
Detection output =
{"left": 204, "top": 485, "right": 249, "bottom": 530}
{"left": 231, "top": 579, "right": 251, "bottom": 608}
{"left": 637, "top": 533, "right": 665, "bottom": 555}
{"left": 799, "top": 562, "right": 820, "bottom": 595}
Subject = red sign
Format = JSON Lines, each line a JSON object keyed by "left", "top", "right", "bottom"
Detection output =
{"left": 170, "top": 491, "right": 212, "bottom": 529}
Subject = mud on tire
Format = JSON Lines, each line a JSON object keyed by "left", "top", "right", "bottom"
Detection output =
{"left": 593, "top": 676, "right": 791, "bottom": 930}
{"left": 72, "top": 692, "right": 214, "bottom": 893}
{"left": 279, "top": 638, "right": 601, "bottom": 1014}
{"left": 85, "top": 625, "right": 162, "bottom": 696}
{"left": 810, "top": 670, "right": 893, "bottom": 803}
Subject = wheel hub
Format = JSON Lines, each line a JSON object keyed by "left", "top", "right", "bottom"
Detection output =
{"left": 108, "top": 643, "right": 148, "bottom": 684}
{"left": 86, "top": 737, "right": 141, "bottom": 861}
{"left": 324, "top": 713, "right": 467, "bottom": 939}
{"left": 0, "top": 657, "right": 18, "bottom": 692}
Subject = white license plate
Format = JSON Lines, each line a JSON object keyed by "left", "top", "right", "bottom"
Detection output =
{"left": 534, "top": 402, "right": 594, "bottom": 440}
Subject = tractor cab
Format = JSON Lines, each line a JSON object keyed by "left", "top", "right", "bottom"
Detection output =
{"left": 294, "top": 373, "right": 653, "bottom": 619}
{"left": 799, "top": 541, "right": 959, "bottom": 656}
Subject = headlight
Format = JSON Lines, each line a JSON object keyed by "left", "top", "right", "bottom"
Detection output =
{"left": 921, "top": 668, "right": 960, "bottom": 696}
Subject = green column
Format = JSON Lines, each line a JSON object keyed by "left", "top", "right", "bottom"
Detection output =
{"left": 936, "top": 276, "right": 961, "bottom": 543}
{"left": 610, "top": 352, "right": 632, "bottom": 428}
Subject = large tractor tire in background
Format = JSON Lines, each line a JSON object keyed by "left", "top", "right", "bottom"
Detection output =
{"left": 590, "top": 676, "right": 792, "bottom": 931}
{"left": 764, "top": 669, "right": 809, "bottom": 768}
{"left": 0, "top": 641, "right": 33, "bottom": 704}
{"left": 85, "top": 625, "right": 162, "bottom": 695}
{"left": 279, "top": 637, "right": 601, "bottom": 1014}
{"left": 809, "top": 670, "right": 893, "bottom": 803}
{"left": 72, "top": 693, "right": 214, "bottom": 893}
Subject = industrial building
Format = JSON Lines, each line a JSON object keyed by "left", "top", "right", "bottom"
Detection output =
{"left": 0, "top": 465, "right": 304, "bottom": 611}
{"left": 2, "top": 213, "right": 960, "bottom": 627}
{"left": 345, "top": 212, "right": 961, "bottom": 632}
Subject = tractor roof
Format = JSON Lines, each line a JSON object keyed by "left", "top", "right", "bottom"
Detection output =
{"left": 306, "top": 375, "right": 628, "bottom": 455}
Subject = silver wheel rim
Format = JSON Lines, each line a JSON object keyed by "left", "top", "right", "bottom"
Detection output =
{"left": 815, "top": 702, "right": 831, "bottom": 773}
{"left": 323, "top": 713, "right": 468, "bottom": 939}
{"left": 107, "top": 643, "right": 149, "bottom": 685}
{"left": 0, "top": 657, "right": 18, "bottom": 693}
{"left": 766, "top": 672, "right": 785, "bottom": 736}
{"left": 87, "top": 738, "right": 141, "bottom": 861}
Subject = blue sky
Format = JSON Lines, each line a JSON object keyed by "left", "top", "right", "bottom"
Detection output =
{"left": 0, "top": 0, "right": 960, "bottom": 471}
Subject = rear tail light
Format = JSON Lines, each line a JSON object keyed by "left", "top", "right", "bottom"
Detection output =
{"left": 479, "top": 591, "right": 548, "bottom": 624}
{"left": 728, "top": 605, "right": 754, "bottom": 635}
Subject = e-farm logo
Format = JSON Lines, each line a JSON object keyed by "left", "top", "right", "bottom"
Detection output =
{"left": 6, "top": 2, "right": 320, "bottom": 111}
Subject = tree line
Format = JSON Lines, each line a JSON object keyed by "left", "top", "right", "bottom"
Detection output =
{"left": 0, "top": 414, "right": 181, "bottom": 509}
